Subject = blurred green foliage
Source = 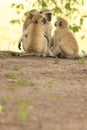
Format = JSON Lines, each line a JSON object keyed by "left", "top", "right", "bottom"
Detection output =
{"left": 10, "top": 0, "right": 87, "bottom": 34}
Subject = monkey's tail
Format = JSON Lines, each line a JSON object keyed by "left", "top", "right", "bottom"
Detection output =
{"left": 75, "top": 53, "right": 87, "bottom": 59}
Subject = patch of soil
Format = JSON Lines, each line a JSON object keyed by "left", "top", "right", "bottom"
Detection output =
{"left": 0, "top": 57, "right": 87, "bottom": 130}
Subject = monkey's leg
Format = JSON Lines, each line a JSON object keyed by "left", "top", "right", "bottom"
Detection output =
{"left": 42, "top": 37, "right": 54, "bottom": 57}
{"left": 59, "top": 42, "right": 74, "bottom": 58}
{"left": 47, "top": 48, "right": 54, "bottom": 57}
{"left": 51, "top": 43, "right": 61, "bottom": 56}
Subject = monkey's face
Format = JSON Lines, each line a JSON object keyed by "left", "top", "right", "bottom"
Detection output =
{"left": 32, "top": 14, "right": 46, "bottom": 25}
{"left": 54, "top": 17, "right": 68, "bottom": 28}
{"left": 54, "top": 20, "right": 62, "bottom": 27}
{"left": 40, "top": 9, "right": 52, "bottom": 22}
{"left": 45, "top": 13, "right": 52, "bottom": 22}
{"left": 28, "top": 9, "right": 39, "bottom": 19}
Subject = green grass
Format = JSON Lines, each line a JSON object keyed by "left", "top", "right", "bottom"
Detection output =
{"left": 2, "top": 95, "right": 11, "bottom": 102}
{"left": 46, "top": 81, "right": 54, "bottom": 87}
{"left": 52, "top": 94, "right": 64, "bottom": 99}
{"left": 46, "top": 81, "right": 53, "bottom": 85}
{"left": 16, "top": 98, "right": 35, "bottom": 107}
{"left": 0, "top": 53, "right": 5, "bottom": 58}
{"left": 7, "top": 79, "right": 26, "bottom": 90}
{"left": 5, "top": 72, "right": 16, "bottom": 79}
{"left": 8, "top": 83, "right": 19, "bottom": 90}
{"left": 79, "top": 58, "right": 86, "bottom": 64}
{"left": 13, "top": 66, "right": 20, "bottom": 71}
{"left": 17, "top": 79, "right": 26, "bottom": 85}
{"left": 16, "top": 98, "right": 36, "bottom": 121}
{"left": 29, "top": 82, "right": 37, "bottom": 87}
{"left": 0, "top": 65, "right": 4, "bottom": 68}
{"left": 29, "top": 81, "right": 38, "bottom": 90}
{"left": 54, "top": 57, "right": 60, "bottom": 64}
{"left": 0, "top": 105, "right": 3, "bottom": 115}
{"left": 20, "top": 104, "right": 35, "bottom": 121}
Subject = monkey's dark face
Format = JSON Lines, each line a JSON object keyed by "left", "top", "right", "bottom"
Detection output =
{"left": 45, "top": 13, "right": 52, "bottom": 21}
{"left": 40, "top": 10, "right": 52, "bottom": 22}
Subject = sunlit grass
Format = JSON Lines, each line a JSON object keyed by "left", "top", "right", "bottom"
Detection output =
{"left": 79, "top": 58, "right": 86, "bottom": 64}
{"left": 0, "top": 105, "right": 3, "bottom": 115}
{"left": 52, "top": 94, "right": 64, "bottom": 99}
{"left": 7, "top": 79, "right": 26, "bottom": 90}
{"left": 5, "top": 72, "right": 16, "bottom": 79}
{"left": 16, "top": 98, "right": 36, "bottom": 121}
{"left": 2, "top": 95, "right": 11, "bottom": 102}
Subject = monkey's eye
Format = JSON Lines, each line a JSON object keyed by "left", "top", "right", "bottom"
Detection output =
{"left": 59, "top": 21, "right": 62, "bottom": 27}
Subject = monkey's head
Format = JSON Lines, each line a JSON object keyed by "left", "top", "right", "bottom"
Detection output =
{"left": 32, "top": 14, "right": 46, "bottom": 25}
{"left": 40, "top": 9, "right": 52, "bottom": 22}
{"left": 54, "top": 17, "right": 68, "bottom": 29}
{"left": 28, "top": 9, "right": 39, "bottom": 19}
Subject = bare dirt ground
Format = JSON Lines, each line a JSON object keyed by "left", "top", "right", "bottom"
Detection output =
{"left": 0, "top": 56, "right": 87, "bottom": 130}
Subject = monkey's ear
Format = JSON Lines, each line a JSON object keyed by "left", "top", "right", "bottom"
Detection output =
{"left": 28, "top": 14, "right": 33, "bottom": 19}
{"left": 35, "top": 20, "right": 38, "bottom": 24}
{"left": 59, "top": 21, "right": 62, "bottom": 27}
{"left": 40, "top": 11, "right": 42, "bottom": 14}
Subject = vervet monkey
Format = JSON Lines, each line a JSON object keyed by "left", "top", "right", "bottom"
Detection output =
{"left": 18, "top": 9, "right": 39, "bottom": 50}
{"left": 18, "top": 14, "right": 53, "bottom": 57}
{"left": 51, "top": 17, "right": 87, "bottom": 59}
{"left": 23, "top": 9, "right": 39, "bottom": 31}
{"left": 40, "top": 9, "right": 52, "bottom": 47}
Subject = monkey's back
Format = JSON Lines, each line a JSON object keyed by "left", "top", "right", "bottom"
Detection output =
{"left": 23, "top": 17, "right": 31, "bottom": 32}
{"left": 55, "top": 28, "right": 79, "bottom": 56}
{"left": 23, "top": 23, "right": 45, "bottom": 54}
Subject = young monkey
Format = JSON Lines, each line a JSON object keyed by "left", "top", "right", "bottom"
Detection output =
{"left": 40, "top": 9, "right": 52, "bottom": 48}
{"left": 18, "top": 9, "right": 39, "bottom": 50}
{"left": 23, "top": 9, "right": 39, "bottom": 31}
{"left": 51, "top": 17, "right": 87, "bottom": 59}
{"left": 19, "top": 14, "right": 53, "bottom": 57}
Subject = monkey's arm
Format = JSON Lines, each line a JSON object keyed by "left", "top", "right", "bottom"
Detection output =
{"left": 44, "top": 35, "right": 54, "bottom": 57}
{"left": 44, "top": 34, "right": 49, "bottom": 44}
